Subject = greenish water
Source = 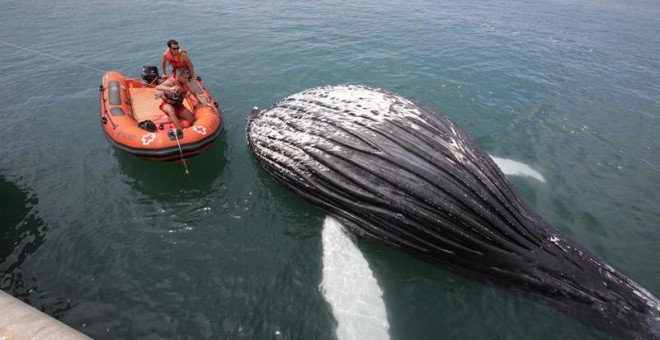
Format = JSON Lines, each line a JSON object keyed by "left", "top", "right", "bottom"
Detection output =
{"left": 1, "top": 0, "right": 659, "bottom": 338}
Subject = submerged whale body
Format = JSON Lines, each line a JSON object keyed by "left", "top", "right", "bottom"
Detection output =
{"left": 246, "top": 85, "right": 660, "bottom": 338}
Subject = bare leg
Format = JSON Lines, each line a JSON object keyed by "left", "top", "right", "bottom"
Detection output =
{"left": 161, "top": 103, "right": 184, "bottom": 130}
{"left": 180, "top": 108, "right": 195, "bottom": 124}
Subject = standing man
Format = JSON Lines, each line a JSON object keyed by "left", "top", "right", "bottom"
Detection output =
{"left": 161, "top": 39, "right": 196, "bottom": 80}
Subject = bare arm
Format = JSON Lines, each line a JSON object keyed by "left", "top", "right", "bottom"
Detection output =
{"left": 186, "top": 86, "right": 205, "bottom": 105}
{"left": 161, "top": 53, "right": 168, "bottom": 77}
{"left": 156, "top": 79, "right": 179, "bottom": 94}
{"left": 182, "top": 52, "right": 196, "bottom": 79}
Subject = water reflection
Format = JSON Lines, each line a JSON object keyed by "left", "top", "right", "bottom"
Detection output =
{"left": 0, "top": 175, "right": 46, "bottom": 297}
{"left": 114, "top": 133, "right": 229, "bottom": 201}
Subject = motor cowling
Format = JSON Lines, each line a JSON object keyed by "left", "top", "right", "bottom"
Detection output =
{"left": 141, "top": 65, "right": 161, "bottom": 84}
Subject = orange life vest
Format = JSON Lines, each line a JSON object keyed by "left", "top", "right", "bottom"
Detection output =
{"left": 163, "top": 48, "right": 188, "bottom": 70}
{"left": 161, "top": 76, "right": 190, "bottom": 107}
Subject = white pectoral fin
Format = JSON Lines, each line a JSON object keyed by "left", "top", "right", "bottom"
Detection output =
{"left": 490, "top": 156, "right": 546, "bottom": 183}
{"left": 320, "top": 216, "right": 390, "bottom": 340}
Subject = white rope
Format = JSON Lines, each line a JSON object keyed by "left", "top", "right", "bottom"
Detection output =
{"left": 1, "top": 39, "right": 107, "bottom": 73}
{"left": 173, "top": 129, "right": 190, "bottom": 175}
{"left": 4, "top": 38, "right": 192, "bottom": 174}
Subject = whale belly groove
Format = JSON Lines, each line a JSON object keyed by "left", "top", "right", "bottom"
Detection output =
{"left": 246, "top": 85, "right": 659, "bottom": 338}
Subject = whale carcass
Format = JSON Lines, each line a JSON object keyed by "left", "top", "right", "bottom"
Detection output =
{"left": 245, "top": 84, "right": 660, "bottom": 338}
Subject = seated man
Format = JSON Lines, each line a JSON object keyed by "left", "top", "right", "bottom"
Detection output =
{"left": 155, "top": 68, "right": 203, "bottom": 130}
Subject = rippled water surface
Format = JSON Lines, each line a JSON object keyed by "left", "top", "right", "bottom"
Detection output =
{"left": 1, "top": 0, "right": 659, "bottom": 338}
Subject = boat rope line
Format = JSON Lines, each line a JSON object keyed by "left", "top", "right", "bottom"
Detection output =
{"left": 0, "top": 39, "right": 107, "bottom": 74}
{"left": 173, "top": 129, "right": 190, "bottom": 175}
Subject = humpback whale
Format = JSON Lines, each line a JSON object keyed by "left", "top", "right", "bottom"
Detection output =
{"left": 246, "top": 85, "right": 660, "bottom": 338}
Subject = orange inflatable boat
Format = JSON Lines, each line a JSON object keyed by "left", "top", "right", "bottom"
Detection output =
{"left": 99, "top": 67, "right": 222, "bottom": 161}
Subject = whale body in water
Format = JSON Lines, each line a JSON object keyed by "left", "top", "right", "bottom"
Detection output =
{"left": 245, "top": 84, "right": 660, "bottom": 338}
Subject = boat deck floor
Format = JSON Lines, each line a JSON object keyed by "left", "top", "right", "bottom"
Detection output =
{"left": 129, "top": 87, "right": 166, "bottom": 122}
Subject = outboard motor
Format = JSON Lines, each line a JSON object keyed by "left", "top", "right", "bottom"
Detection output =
{"left": 141, "top": 65, "right": 162, "bottom": 85}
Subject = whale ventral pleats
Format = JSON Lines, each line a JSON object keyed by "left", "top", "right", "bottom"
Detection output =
{"left": 246, "top": 85, "right": 660, "bottom": 339}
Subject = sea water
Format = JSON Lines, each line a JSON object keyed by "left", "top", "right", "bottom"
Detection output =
{"left": 1, "top": 0, "right": 659, "bottom": 338}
